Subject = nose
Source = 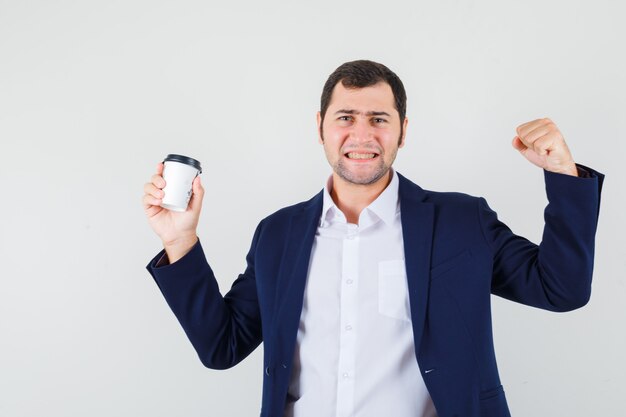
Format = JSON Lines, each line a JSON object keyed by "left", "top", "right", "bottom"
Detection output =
{"left": 349, "top": 118, "right": 375, "bottom": 142}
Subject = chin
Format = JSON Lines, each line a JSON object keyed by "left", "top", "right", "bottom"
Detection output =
{"left": 337, "top": 167, "right": 389, "bottom": 186}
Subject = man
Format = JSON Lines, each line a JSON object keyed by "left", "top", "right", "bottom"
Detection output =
{"left": 143, "top": 60, "right": 604, "bottom": 417}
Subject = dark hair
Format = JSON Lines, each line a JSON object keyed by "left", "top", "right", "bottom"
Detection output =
{"left": 320, "top": 60, "right": 407, "bottom": 125}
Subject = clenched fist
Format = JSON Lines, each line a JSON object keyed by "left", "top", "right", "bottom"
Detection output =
{"left": 512, "top": 118, "right": 578, "bottom": 176}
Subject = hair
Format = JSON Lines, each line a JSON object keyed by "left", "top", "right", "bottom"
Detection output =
{"left": 320, "top": 60, "right": 407, "bottom": 127}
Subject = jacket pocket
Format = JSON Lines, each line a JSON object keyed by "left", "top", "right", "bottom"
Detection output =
{"left": 479, "top": 385, "right": 511, "bottom": 416}
{"left": 430, "top": 249, "right": 472, "bottom": 280}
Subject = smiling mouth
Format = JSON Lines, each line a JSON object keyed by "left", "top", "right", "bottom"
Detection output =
{"left": 345, "top": 152, "right": 379, "bottom": 160}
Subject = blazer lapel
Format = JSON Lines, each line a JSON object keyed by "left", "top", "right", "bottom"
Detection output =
{"left": 271, "top": 191, "right": 323, "bottom": 358}
{"left": 398, "top": 173, "right": 434, "bottom": 353}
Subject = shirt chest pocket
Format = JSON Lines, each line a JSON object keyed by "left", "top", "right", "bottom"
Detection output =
{"left": 378, "top": 259, "right": 411, "bottom": 322}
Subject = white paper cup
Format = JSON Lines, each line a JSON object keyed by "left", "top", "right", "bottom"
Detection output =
{"left": 160, "top": 154, "right": 202, "bottom": 212}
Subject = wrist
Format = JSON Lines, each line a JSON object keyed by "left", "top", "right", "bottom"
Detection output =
{"left": 562, "top": 162, "right": 579, "bottom": 177}
{"left": 163, "top": 234, "right": 198, "bottom": 264}
{"left": 548, "top": 162, "right": 578, "bottom": 177}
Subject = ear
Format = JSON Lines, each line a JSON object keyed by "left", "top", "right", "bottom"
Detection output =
{"left": 399, "top": 116, "right": 408, "bottom": 148}
{"left": 317, "top": 111, "right": 324, "bottom": 144}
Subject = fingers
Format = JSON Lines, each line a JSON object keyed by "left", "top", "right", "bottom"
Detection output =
{"left": 515, "top": 118, "right": 561, "bottom": 156}
{"left": 512, "top": 136, "right": 527, "bottom": 152}
{"left": 144, "top": 181, "right": 164, "bottom": 200}
{"left": 516, "top": 118, "right": 546, "bottom": 136}
{"left": 142, "top": 162, "right": 166, "bottom": 210}
{"left": 188, "top": 175, "right": 204, "bottom": 213}
{"left": 151, "top": 173, "right": 165, "bottom": 189}
{"left": 514, "top": 134, "right": 556, "bottom": 157}
{"left": 516, "top": 118, "right": 552, "bottom": 138}
{"left": 522, "top": 124, "right": 553, "bottom": 146}
{"left": 142, "top": 186, "right": 162, "bottom": 206}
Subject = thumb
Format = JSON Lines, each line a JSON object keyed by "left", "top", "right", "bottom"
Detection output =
{"left": 188, "top": 175, "right": 204, "bottom": 213}
{"left": 512, "top": 136, "right": 528, "bottom": 153}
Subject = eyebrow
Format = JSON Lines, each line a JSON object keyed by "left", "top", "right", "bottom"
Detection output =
{"left": 334, "top": 109, "right": 391, "bottom": 117}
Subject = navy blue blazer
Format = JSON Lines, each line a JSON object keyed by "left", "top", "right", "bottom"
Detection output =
{"left": 147, "top": 165, "right": 604, "bottom": 417}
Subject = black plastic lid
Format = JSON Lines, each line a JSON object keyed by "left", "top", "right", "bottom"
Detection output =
{"left": 163, "top": 154, "right": 202, "bottom": 173}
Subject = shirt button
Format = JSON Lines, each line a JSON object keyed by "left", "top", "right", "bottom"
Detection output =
{"left": 342, "top": 372, "right": 349, "bottom": 379}
{"left": 346, "top": 279, "right": 353, "bottom": 285}
{"left": 265, "top": 366, "right": 270, "bottom": 376}
{"left": 345, "top": 325, "right": 352, "bottom": 331}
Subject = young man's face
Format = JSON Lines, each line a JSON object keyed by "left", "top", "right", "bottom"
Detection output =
{"left": 317, "top": 82, "right": 407, "bottom": 187}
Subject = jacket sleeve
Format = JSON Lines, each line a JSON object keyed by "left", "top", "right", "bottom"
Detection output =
{"left": 145, "top": 221, "right": 264, "bottom": 369}
{"left": 478, "top": 163, "right": 605, "bottom": 312}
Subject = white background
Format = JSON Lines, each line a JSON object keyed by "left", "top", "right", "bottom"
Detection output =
{"left": 0, "top": 0, "right": 624, "bottom": 416}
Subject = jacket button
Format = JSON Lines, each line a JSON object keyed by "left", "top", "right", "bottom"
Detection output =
{"left": 265, "top": 366, "right": 270, "bottom": 376}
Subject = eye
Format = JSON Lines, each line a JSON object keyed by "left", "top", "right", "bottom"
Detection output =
{"left": 338, "top": 115, "right": 352, "bottom": 121}
{"left": 373, "top": 118, "right": 387, "bottom": 124}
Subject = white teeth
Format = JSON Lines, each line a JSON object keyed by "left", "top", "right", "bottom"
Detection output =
{"left": 347, "top": 152, "right": 376, "bottom": 159}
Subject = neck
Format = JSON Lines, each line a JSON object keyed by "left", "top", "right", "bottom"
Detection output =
{"left": 330, "top": 170, "right": 392, "bottom": 224}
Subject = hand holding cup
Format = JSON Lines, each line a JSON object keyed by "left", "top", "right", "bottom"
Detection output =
{"left": 142, "top": 157, "right": 204, "bottom": 262}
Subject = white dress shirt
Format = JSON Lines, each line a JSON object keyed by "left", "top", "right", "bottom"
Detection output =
{"left": 284, "top": 169, "right": 437, "bottom": 417}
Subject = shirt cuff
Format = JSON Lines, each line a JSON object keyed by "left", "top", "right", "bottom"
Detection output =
{"left": 155, "top": 252, "right": 170, "bottom": 267}
{"left": 576, "top": 164, "right": 592, "bottom": 178}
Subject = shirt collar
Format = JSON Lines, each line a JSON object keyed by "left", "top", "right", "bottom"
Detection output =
{"left": 319, "top": 168, "right": 400, "bottom": 228}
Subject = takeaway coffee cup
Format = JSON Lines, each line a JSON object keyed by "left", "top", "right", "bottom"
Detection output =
{"left": 160, "top": 154, "right": 202, "bottom": 212}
